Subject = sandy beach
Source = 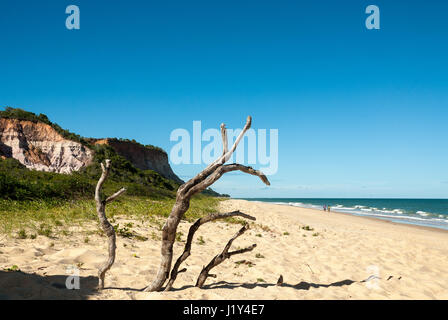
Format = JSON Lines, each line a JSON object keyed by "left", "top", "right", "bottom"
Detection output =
{"left": 1, "top": 199, "right": 447, "bottom": 300}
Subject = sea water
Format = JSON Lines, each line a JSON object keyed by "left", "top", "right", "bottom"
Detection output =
{"left": 240, "top": 198, "right": 448, "bottom": 231}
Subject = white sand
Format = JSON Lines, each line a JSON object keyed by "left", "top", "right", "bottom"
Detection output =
{"left": 1, "top": 199, "right": 448, "bottom": 299}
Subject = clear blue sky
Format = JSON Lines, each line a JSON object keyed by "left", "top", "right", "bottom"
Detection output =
{"left": 1, "top": 0, "right": 447, "bottom": 198}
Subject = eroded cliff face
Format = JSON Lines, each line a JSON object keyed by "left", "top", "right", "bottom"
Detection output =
{"left": 94, "top": 139, "right": 183, "bottom": 183}
{"left": 0, "top": 118, "right": 93, "bottom": 173}
{"left": 0, "top": 118, "right": 182, "bottom": 183}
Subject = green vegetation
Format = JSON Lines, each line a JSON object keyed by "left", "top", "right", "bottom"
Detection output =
{"left": 4, "top": 265, "right": 20, "bottom": 272}
{"left": 0, "top": 107, "right": 88, "bottom": 145}
{"left": 0, "top": 107, "right": 169, "bottom": 157}
{"left": 0, "top": 146, "right": 182, "bottom": 201}
{"left": 114, "top": 224, "right": 134, "bottom": 238}
{"left": 106, "top": 137, "right": 167, "bottom": 155}
{"left": 0, "top": 107, "right": 229, "bottom": 238}
{"left": 113, "top": 223, "right": 148, "bottom": 241}
{"left": 201, "top": 188, "right": 229, "bottom": 197}
{"left": 0, "top": 195, "right": 221, "bottom": 236}
{"left": 17, "top": 229, "right": 27, "bottom": 239}
{"left": 0, "top": 151, "right": 178, "bottom": 202}
{"left": 235, "top": 260, "right": 255, "bottom": 267}
{"left": 0, "top": 107, "right": 227, "bottom": 201}
{"left": 37, "top": 223, "right": 53, "bottom": 238}
{"left": 176, "top": 231, "right": 184, "bottom": 242}
{"left": 257, "top": 224, "right": 272, "bottom": 233}
{"left": 302, "top": 225, "right": 314, "bottom": 231}
{"left": 0, "top": 158, "right": 93, "bottom": 200}
{"left": 151, "top": 231, "right": 161, "bottom": 241}
{"left": 197, "top": 235, "right": 206, "bottom": 245}
{"left": 1, "top": 107, "right": 177, "bottom": 200}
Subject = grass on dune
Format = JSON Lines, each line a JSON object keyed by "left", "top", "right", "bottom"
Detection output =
{"left": 0, "top": 196, "right": 222, "bottom": 237}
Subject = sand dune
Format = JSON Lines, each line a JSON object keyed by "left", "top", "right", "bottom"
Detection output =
{"left": 1, "top": 199, "right": 447, "bottom": 299}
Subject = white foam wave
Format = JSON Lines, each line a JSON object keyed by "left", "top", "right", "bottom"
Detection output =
{"left": 264, "top": 200, "right": 448, "bottom": 229}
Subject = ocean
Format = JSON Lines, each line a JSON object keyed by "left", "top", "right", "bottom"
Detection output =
{"left": 240, "top": 198, "right": 448, "bottom": 231}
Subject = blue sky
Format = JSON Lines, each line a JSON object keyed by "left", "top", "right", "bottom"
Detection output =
{"left": 1, "top": 0, "right": 447, "bottom": 198}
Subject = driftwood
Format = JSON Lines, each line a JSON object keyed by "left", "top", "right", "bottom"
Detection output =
{"left": 164, "top": 210, "right": 256, "bottom": 291}
{"left": 95, "top": 159, "right": 126, "bottom": 289}
{"left": 145, "top": 116, "right": 270, "bottom": 292}
{"left": 196, "top": 224, "right": 256, "bottom": 288}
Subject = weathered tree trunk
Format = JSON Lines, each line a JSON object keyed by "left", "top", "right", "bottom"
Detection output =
{"left": 145, "top": 116, "right": 270, "bottom": 292}
{"left": 164, "top": 211, "right": 256, "bottom": 291}
{"left": 95, "top": 159, "right": 126, "bottom": 290}
{"left": 196, "top": 224, "right": 256, "bottom": 288}
{"left": 146, "top": 200, "right": 190, "bottom": 291}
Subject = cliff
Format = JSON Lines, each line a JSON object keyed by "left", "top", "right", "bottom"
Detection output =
{"left": 0, "top": 118, "right": 92, "bottom": 173}
{"left": 0, "top": 111, "right": 182, "bottom": 183}
{"left": 93, "top": 139, "right": 183, "bottom": 184}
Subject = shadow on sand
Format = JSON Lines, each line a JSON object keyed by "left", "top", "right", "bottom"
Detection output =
{"left": 0, "top": 270, "right": 98, "bottom": 300}
{"left": 0, "top": 269, "right": 363, "bottom": 299}
{"left": 170, "top": 278, "right": 357, "bottom": 292}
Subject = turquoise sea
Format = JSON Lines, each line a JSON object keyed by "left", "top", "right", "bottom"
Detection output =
{"left": 240, "top": 198, "right": 448, "bottom": 231}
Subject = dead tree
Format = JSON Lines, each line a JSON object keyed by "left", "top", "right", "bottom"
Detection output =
{"left": 95, "top": 159, "right": 126, "bottom": 289}
{"left": 164, "top": 210, "right": 256, "bottom": 291}
{"left": 145, "top": 116, "right": 270, "bottom": 292}
{"left": 196, "top": 223, "right": 256, "bottom": 288}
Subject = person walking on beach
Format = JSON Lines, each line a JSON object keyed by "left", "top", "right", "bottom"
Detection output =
{"left": 328, "top": 205, "right": 331, "bottom": 212}
{"left": 323, "top": 204, "right": 327, "bottom": 211}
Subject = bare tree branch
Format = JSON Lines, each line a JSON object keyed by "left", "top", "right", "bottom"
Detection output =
{"left": 145, "top": 116, "right": 269, "bottom": 292}
{"left": 178, "top": 116, "right": 252, "bottom": 195}
{"left": 106, "top": 188, "right": 127, "bottom": 203}
{"left": 209, "top": 116, "right": 252, "bottom": 167}
{"left": 196, "top": 224, "right": 256, "bottom": 288}
{"left": 164, "top": 211, "right": 256, "bottom": 291}
{"left": 95, "top": 160, "right": 111, "bottom": 203}
{"left": 95, "top": 159, "right": 126, "bottom": 289}
{"left": 185, "top": 164, "right": 270, "bottom": 199}
{"left": 221, "top": 116, "right": 252, "bottom": 164}
{"left": 220, "top": 123, "right": 228, "bottom": 156}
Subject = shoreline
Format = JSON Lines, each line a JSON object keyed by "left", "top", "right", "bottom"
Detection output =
{"left": 241, "top": 199, "right": 448, "bottom": 235}
{"left": 239, "top": 198, "right": 448, "bottom": 233}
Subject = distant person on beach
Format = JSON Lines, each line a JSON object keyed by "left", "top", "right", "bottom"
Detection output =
{"left": 328, "top": 206, "right": 331, "bottom": 212}
{"left": 323, "top": 204, "right": 327, "bottom": 211}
